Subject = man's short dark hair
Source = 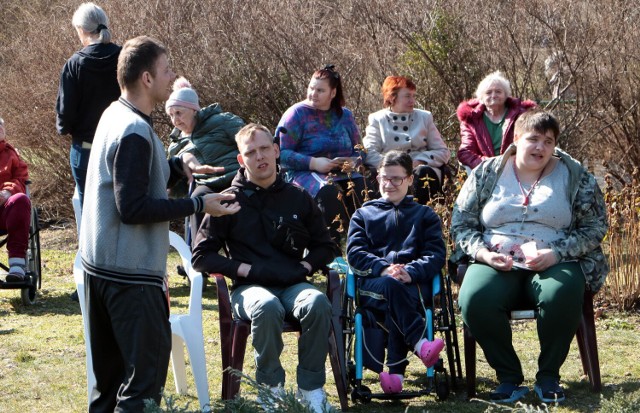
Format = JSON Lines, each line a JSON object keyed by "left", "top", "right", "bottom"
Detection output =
{"left": 117, "top": 36, "right": 167, "bottom": 90}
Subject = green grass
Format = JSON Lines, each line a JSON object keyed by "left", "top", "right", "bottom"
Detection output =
{"left": 1, "top": 228, "right": 639, "bottom": 412}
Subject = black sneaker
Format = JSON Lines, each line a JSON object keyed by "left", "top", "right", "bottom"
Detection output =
{"left": 70, "top": 290, "right": 79, "bottom": 302}
{"left": 489, "top": 382, "right": 529, "bottom": 403}
{"left": 5, "top": 272, "right": 26, "bottom": 283}
{"left": 534, "top": 380, "right": 565, "bottom": 403}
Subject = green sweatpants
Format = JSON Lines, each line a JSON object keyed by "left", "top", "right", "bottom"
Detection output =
{"left": 458, "top": 262, "right": 585, "bottom": 384}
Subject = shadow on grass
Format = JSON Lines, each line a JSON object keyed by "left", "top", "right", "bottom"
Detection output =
{"left": 7, "top": 289, "right": 82, "bottom": 316}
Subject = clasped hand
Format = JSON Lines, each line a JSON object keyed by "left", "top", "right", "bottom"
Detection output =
{"left": 476, "top": 248, "right": 557, "bottom": 272}
{"left": 524, "top": 248, "right": 557, "bottom": 272}
{"left": 382, "top": 263, "right": 411, "bottom": 284}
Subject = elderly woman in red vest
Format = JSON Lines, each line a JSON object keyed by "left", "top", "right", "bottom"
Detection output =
{"left": 457, "top": 71, "right": 536, "bottom": 171}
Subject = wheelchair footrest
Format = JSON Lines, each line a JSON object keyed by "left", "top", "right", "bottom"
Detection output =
{"left": 0, "top": 278, "right": 33, "bottom": 289}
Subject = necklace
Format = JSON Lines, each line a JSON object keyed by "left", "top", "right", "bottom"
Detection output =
{"left": 512, "top": 158, "right": 545, "bottom": 217}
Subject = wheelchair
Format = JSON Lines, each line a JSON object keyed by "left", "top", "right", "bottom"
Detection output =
{"left": 0, "top": 181, "right": 42, "bottom": 305}
{"left": 340, "top": 265, "right": 462, "bottom": 404}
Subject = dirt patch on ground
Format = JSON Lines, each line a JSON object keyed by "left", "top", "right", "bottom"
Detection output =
{"left": 39, "top": 223, "right": 78, "bottom": 252}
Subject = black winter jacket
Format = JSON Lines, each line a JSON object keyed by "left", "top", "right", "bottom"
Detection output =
{"left": 192, "top": 169, "right": 339, "bottom": 288}
{"left": 56, "top": 42, "right": 121, "bottom": 143}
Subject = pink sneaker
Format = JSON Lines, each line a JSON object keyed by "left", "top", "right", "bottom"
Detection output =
{"left": 380, "top": 372, "right": 403, "bottom": 394}
{"left": 418, "top": 338, "right": 445, "bottom": 368}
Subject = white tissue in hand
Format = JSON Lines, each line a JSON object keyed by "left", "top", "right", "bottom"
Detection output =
{"left": 521, "top": 241, "right": 538, "bottom": 259}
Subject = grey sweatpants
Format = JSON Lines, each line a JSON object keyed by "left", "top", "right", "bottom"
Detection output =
{"left": 231, "top": 282, "right": 332, "bottom": 390}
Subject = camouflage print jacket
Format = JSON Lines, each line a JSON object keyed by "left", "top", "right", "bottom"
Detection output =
{"left": 450, "top": 144, "right": 609, "bottom": 292}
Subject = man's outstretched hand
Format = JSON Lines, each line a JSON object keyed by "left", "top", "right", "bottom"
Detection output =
{"left": 202, "top": 193, "right": 240, "bottom": 217}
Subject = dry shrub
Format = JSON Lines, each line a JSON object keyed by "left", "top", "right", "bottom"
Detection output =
{"left": 604, "top": 172, "right": 640, "bottom": 310}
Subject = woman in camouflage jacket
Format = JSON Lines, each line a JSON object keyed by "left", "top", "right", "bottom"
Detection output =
{"left": 450, "top": 110, "right": 608, "bottom": 404}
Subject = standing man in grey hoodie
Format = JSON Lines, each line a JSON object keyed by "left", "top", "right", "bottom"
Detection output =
{"left": 80, "top": 35, "right": 239, "bottom": 412}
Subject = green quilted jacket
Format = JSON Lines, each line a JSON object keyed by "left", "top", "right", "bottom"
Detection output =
{"left": 168, "top": 104, "right": 244, "bottom": 196}
{"left": 451, "top": 144, "right": 609, "bottom": 292}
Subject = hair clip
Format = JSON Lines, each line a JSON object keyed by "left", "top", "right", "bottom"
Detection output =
{"left": 323, "top": 64, "right": 340, "bottom": 79}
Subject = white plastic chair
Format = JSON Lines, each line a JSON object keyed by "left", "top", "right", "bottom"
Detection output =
{"left": 73, "top": 251, "right": 96, "bottom": 406}
{"left": 72, "top": 187, "right": 82, "bottom": 238}
{"left": 75, "top": 231, "right": 210, "bottom": 411}
{"left": 168, "top": 231, "right": 210, "bottom": 411}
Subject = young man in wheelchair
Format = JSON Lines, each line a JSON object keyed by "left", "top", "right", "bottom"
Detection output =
{"left": 192, "top": 123, "right": 341, "bottom": 413}
{"left": 0, "top": 117, "right": 31, "bottom": 283}
{"left": 347, "top": 150, "right": 446, "bottom": 394}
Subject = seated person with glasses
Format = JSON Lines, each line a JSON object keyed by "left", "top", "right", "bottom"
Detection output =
{"left": 347, "top": 150, "right": 446, "bottom": 394}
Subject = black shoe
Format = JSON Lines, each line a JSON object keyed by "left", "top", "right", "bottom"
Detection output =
{"left": 5, "top": 272, "right": 26, "bottom": 283}
{"left": 489, "top": 382, "right": 529, "bottom": 403}
{"left": 70, "top": 290, "right": 79, "bottom": 302}
{"left": 535, "top": 380, "right": 565, "bottom": 403}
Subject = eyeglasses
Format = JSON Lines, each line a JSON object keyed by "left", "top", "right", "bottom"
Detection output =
{"left": 377, "top": 175, "right": 409, "bottom": 187}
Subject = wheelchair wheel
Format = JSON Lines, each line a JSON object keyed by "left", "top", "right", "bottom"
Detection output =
{"left": 21, "top": 208, "right": 41, "bottom": 305}
{"left": 340, "top": 276, "right": 357, "bottom": 388}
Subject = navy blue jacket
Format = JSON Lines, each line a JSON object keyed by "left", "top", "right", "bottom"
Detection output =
{"left": 56, "top": 42, "right": 121, "bottom": 143}
{"left": 347, "top": 196, "right": 445, "bottom": 283}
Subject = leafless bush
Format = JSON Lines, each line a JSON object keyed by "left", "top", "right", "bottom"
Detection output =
{"left": 604, "top": 173, "right": 640, "bottom": 310}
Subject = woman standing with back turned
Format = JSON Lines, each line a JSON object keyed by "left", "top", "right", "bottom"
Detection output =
{"left": 56, "top": 2, "right": 121, "bottom": 209}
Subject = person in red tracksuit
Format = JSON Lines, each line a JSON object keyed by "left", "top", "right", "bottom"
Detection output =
{"left": 0, "top": 117, "right": 31, "bottom": 283}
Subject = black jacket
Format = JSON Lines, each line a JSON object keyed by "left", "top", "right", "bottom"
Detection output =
{"left": 56, "top": 42, "right": 121, "bottom": 143}
{"left": 192, "top": 169, "right": 339, "bottom": 288}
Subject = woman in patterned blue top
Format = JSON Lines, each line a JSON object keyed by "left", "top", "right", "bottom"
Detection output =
{"left": 277, "top": 65, "right": 367, "bottom": 244}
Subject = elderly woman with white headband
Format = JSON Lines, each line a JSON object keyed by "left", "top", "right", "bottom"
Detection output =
{"left": 456, "top": 71, "right": 536, "bottom": 171}
{"left": 165, "top": 77, "right": 245, "bottom": 242}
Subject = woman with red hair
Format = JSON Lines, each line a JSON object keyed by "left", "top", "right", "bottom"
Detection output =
{"left": 363, "top": 76, "right": 450, "bottom": 204}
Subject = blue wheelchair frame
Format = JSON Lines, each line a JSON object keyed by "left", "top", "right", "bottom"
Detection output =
{"left": 343, "top": 265, "right": 461, "bottom": 403}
